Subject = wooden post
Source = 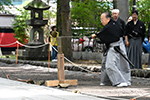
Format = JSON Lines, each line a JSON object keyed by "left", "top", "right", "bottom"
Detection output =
{"left": 16, "top": 42, "right": 19, "bottom": 65}
{"left": 57, "top": 53, "right": 65, "bottom": 82}
{"left": 48, "top": 43, "right": 51, "bottom": 72}
{"left": 45, "top": 37, "right": 77, "bottom": 87}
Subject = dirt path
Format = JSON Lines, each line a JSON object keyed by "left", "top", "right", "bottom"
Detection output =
{"left": 0, "top": 62, "right": 150, "bottom": 100}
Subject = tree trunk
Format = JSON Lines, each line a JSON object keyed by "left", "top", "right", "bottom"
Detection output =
{"left": 113, "top": 0, "right": 129, "bottom": 23}
{"left": 57, "top": 0, "right": 62, "bottom": 36}
{"left": 57, "top": 0, "right": 72, "bottom": 60}
{"left": 113, "top": 0, "right": 117, "bottom": 9}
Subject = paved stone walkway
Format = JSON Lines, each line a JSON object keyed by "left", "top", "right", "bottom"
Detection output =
{"left": 0, "top": 77, "right": 109, "bottom": 100}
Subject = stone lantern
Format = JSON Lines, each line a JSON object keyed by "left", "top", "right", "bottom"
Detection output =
{"left": 20, "top": 0, "right": 50, "bottom": 60}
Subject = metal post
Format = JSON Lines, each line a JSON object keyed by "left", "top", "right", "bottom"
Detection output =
{"left": 133, "top": 0, "right": 137, "bottom": 11}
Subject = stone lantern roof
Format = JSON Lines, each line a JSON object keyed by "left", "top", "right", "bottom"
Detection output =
{"left": 24, "top": 0, "right": 50, "bottom": 10}
{"left": 24, "top": 0, "right": 50, "bottom": 26}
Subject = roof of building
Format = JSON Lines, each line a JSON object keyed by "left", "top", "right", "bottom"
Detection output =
{"left": 0, "top": 14, "right": 15, "bottom": 29}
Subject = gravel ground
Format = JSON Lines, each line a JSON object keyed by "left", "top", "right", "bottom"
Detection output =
{"left": 0, "top": 62, "right": 150, "bottom": 100}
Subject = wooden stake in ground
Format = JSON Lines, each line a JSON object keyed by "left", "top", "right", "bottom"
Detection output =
{"left": 16, "top": 41, "right": 19, "bottom": 66}
{"left": 48, "top": 43, "right": 51, "bottom": 72}
{"left": 45, "top": 37, "right": 78, "bottom": 87}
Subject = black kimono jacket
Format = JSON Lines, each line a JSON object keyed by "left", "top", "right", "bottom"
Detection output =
{"left": 95, "top": 19, "right": 123, "bottom": 45}
{"left": 116, "top": 17, "right": 125, "bottom": 31}
{"left": 125, "top": 19, "right": 146, "bottom": 41}
{"left": 148, "top": 23, "right": 150, "bottom": 38}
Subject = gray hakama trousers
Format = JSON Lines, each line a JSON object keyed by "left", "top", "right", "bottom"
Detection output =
{"left": 126, "top": 37, "right": 142, "bottom": 69}
{"left": 100, "top": 38, "right": 131, "bottom": 86}
{"left": 148, "top": 51, "right": 150, "bottom": 67}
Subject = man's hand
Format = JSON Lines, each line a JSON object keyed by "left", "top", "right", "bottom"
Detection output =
{"left": 126, "top": 41, "right": 129, "bottom": 47}
{"left": 91, "top": 34, "right": 96, "bottom": 39}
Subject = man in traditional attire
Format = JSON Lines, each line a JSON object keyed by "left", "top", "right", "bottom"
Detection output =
{"left": 112, "top": 9, "right": 129, "bottom": 77}
{"left": 92, "top": 12, "right": 131, "bottom": 87}
{"left": 112, "top": 9, "right": 125, "bottom": 31}
{"left": 147, "top": 23, "right": 150, "bottom": 67}
{"left": 125, "top": 10, "right": 146, "bottom": 69}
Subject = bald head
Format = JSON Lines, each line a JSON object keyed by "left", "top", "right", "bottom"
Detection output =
{"left": 101, "top": 12, "right": 111, "bottom": 26}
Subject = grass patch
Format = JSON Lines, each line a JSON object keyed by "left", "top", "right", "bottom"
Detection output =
{"left": 0, "top": 55, "right": 16, "bottom": 59}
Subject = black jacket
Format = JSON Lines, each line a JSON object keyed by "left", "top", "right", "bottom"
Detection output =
{"left": 125, "top": 19, "right": 146, "bottom": 41}
{"left": 148, "top": 23, "right": 150, "bottom": 37}
{"left": 116, "top": 17, "right": 125, "bottom": 31}
{"left": 95, "top": 19, "right": 123, "bottom": 45}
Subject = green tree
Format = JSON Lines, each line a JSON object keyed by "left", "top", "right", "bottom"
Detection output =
{"left": 12, "top": 0, "right": 31, "bottom": 43}
{"left": 13, "top": 10, "right": 30, "bottom": 43}
{"left": 71, "top": 0, "right": 112, "bottom": 36}
{"left": 0, "top": 0, "right": 12, "bottom": 14}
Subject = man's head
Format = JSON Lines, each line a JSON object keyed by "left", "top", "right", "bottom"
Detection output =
{"left": 101, "top": 12, "right": 111, "bottom": 26}
{"left": 51, "top": 26, "right": 57, "bottom": 31}
{"left": 132, "top": 10, "right": 138, "bottom": 21}
{"left": 112, "top": 9, "right": 120, "bottom": 20}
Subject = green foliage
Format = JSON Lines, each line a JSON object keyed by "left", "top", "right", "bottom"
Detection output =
{"left": 129, "top": 0, "right": 150, "bottom": 35}
{"left": 43, "top": 9, "right": 56, "bottom": 37}
{"left": 12, "top": 0, "right": 56, "bottom": 43}
{"left": 71, "top": 0, "right": 112, "bottom": 36}
{"left": 0, "top": 0, "right": 12, "bottom": 14}
{"left": 13, "top": 10, "right": 30, "bottom": 43}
